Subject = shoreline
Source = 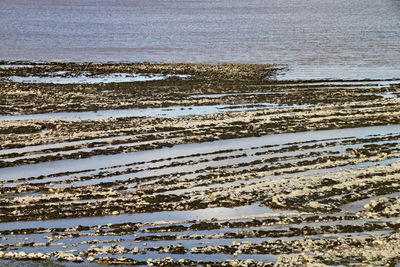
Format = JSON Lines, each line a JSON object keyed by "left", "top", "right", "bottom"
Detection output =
{"left": 1, "top": 62, "right": 400, "bottom": 265}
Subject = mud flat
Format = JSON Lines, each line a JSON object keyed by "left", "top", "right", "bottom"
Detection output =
{"left": 1, "top": 62, "right": 400, "bottom": 266}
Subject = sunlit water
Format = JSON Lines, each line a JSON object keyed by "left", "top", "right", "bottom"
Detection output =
{"left": 3, "top": 72, "right": 188, "bottom": 84}
{"left": 1, "top": 124, "right": 399, "bottom": 181}
{"left": 0, "top": 103, "right": 286, "bottom": 121}
{"left": 1, "top": 0, "right": 400, "bottom": 79}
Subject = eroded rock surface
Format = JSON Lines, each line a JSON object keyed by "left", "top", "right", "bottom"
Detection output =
{"left": 0, "top": 62, "right": 400, "bottom": 266}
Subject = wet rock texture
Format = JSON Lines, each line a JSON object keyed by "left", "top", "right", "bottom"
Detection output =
{"left": 0, "top": 62, "right": 400, "bottom": 266}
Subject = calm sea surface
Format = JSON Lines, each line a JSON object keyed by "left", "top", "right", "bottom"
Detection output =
{"left": 1, "top": 0, "right": 400, "bottom": 79}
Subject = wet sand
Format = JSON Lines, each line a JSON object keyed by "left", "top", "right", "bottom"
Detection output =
{"left": 1, "top": 63, "right": 400, "bottom": 266}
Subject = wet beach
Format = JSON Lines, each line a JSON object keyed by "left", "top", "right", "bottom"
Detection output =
{"left": 0, "top": 62, "right": 400, "bottom": 266}
{"left": 1, "top": 0, "right": 400, "bottom": 265}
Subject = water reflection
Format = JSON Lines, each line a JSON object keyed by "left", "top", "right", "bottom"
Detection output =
{"left": 1, "top": 124, "right": 399, "bottom": 181}
{"left": 4, "top": 73, "right": 188, "bottom": 84}
{"left": 0, "top": 202, "right": 296, "bottom": 231}
{"left": 0, "top": 103, "right": 287, "bottom": 121}
{"left": 0, "top": 0, "right": 399, "bottom": 80}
